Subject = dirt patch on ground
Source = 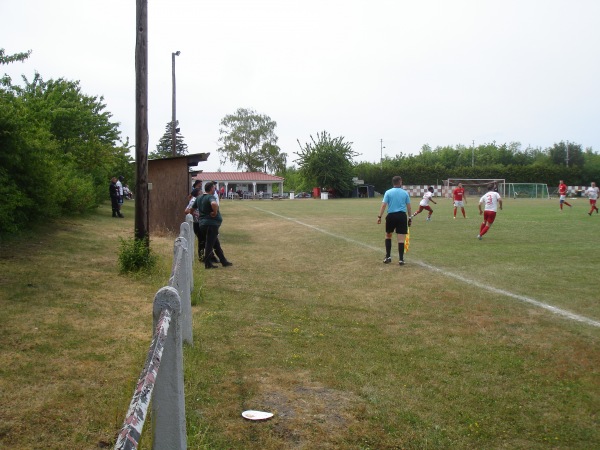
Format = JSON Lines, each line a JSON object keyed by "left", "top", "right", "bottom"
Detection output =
{"left": 244, "top": 370, "right": 363, "bottom": 448}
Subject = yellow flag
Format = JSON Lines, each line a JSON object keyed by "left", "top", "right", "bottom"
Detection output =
{"left": 404, "top": 227, "right": 410, "bottom": 252}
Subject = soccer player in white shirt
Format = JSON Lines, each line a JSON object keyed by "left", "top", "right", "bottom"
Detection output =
{"left": 585, "top": 181, "right": 599, "bottom": 216}
{"left": 411, "top": 186, "right": 437, "bottom": 221}
{"left": 477, "top": 183, "right": 503, "bottom": 240}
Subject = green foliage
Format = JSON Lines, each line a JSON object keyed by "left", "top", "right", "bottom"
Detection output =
{"left": 217, "top": 107, "right": 286, "bottom": 172}
{"left": 0, "top": 66, "right": 128, "bottom": 233}
{"left": 0, "top": 48, "right": 32, "bottom": 65}
{"left": 150, "top": 120, "right": 188, "bottom": 159}
{"left": 0, "top": 167, "right": 31, "bottom": 233}
{"left": 582, "top": 148, "right": 600, "bottom": 183}
{"left": 354, "top": 141, "right": 599, "bottom": 194}
{"left": 277, "top": 166, "right": 309, "bottom": 192}
{"left": 295, "top": 131, "right": 359, "bottom": 196}
{"left": 117, "top": 236, "right": 157, "bottom": 274}
{"left": 548, "top": 141, "right": 585, "bottom": 168}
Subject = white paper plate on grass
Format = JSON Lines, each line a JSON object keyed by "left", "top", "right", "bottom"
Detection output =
{"left": 242, "top": 410, "right": 274, "bottom": 421}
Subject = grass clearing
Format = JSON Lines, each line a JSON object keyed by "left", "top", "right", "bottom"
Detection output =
{"left": 1, "top": 197, "right": 599, "bottom": 449}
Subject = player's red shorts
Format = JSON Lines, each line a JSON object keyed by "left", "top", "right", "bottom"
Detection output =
{"left": 590, "top": 199, "right": 597, "bottom": 207}
{"left": 483, "top": 210, "right": 497, "bottom": 224}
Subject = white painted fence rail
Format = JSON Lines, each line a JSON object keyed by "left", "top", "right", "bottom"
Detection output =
{"left": 115, "top": 217, "right": 196, "bottom": 450}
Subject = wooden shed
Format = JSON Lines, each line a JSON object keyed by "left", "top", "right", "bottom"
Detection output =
{"left": 148, "top": 153, "right": 209, "bottom": 234}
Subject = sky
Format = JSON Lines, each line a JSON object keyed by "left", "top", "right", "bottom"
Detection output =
{"left": 2, "top": 0, "right": 599, "bottom": 172}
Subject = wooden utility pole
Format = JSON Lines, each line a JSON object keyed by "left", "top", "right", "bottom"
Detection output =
{"left": 135, "top": 0, "right": 149, "bottom": 242}
{"left": 171, "top": 51, "right": 180, "bottom": 156}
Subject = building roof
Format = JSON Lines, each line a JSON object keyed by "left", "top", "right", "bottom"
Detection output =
{"left": 149, "top": 152, "right": 210, "bottom": 166}
{"left": 192, "top": 172, "right": 284, "bottom": 182}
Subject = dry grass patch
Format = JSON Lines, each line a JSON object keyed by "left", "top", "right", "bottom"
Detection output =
{"left": 0, "top": 202, "right": 176, "bottom": 449}
{"left": 205, "top": 369, "right": 364, "bottom": 449}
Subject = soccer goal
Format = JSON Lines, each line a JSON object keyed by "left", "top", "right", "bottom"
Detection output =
{"left": 506, "top": 183, "right": 549, "bottom": 199}
{"left": 444, "top": 178, "right": 506, "bottom": 198}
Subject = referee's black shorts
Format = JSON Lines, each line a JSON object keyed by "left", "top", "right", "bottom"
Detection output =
{"left": 385, "top": 211, "right": 408, "bottom": 234}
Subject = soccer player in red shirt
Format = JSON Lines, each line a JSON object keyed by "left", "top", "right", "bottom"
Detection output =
{"left": 558, "top": 180, "right": 572, "bottom": 210}
{"left": 452, "top": 183, "right": 467, "bottom": 219}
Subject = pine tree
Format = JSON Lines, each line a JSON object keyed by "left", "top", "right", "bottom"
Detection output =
{"left": 150, "top": 121, "right": 188, "bottom": 158}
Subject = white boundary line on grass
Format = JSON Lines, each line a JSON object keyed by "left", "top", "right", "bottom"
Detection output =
{"left": 254, "top": 207, "right": 600, "bottom": 329}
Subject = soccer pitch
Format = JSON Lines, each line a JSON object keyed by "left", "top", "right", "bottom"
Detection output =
{"left": 242, "top": 196, "right": 599, "bottom": 324}
{"left": 190, "top": 196, "right": 600, "bottom": 448}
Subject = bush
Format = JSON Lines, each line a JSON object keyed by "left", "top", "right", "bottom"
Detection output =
{"left": 118, "top": 236, "right": 157, "bottom": 274}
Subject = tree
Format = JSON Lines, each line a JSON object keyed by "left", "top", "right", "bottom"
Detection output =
{"left": 548, "top": 141, "right": 585, "bottom": 168}
{"left": 295, "top": 131, "right": 359, "bottom": 196}
{"left": 0, "top": 48, "right": 31, "bottom": 66}
{"left": 217, "top": 108, "right": 285, "bottom": 172}
{"left": 0, "top": 62, "right": 128, "bottom": 232}
{"left": 150, "top": 120, "right": 187, "bottom": 158}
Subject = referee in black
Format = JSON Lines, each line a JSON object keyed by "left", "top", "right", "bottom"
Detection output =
{"left": 377, "top": 176, "right": 412, "bottom": 265}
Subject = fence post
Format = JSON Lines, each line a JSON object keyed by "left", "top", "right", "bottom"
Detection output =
{"left": 152, "top": 286, "right": 187, "bottom": 450}
{"left": 182, "top": 216, "right": 194, "bottom": 291}
{"left": 114, "top": 292, "right": 175, "bottom": 450}
{"left": 170, "top": 236, "right": 192, "bottom": 345}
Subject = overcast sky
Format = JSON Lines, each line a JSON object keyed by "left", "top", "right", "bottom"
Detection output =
{"left": 2, "top": 0, "right": 599, "bottom": 172}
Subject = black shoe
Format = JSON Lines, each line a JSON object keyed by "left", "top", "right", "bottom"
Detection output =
{"left": 205, "top": 264, "right": 218, "bottom": 269}
{"left": 222, "top": 261, "right": 233, "bottom": 267}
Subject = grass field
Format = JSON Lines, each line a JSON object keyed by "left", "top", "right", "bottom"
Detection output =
{"left": 1, "top": 196, "right": 599, "bottom": 449}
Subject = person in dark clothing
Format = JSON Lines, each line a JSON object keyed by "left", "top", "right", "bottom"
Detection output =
{"left": 185, "top": 188, "right": 203, "bottom": 259}
{"left": 192, "top": 182, "right": 232, "bottom": 269}
{"left": 185, "top": 187, "right": 217, "bottom": 262}
{"left": 109, "top": 177, "right": 123, "bottom": 218}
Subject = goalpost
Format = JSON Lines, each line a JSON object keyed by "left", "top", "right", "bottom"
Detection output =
{"left": 444, "top": 178, "right": 506, "bottom": 198}
{"left": 506, "top": 183, "right": 549, "bottom": 199}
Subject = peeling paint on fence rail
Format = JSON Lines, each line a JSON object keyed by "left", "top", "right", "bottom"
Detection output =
{"left": 114, "top": 285, "right": 186, "bottom": 450}
{"left": 114, "top": 217, "right": 194, "bottom": 449}
{"left": 114, "top": 298, "right": 173, "bottom": 450}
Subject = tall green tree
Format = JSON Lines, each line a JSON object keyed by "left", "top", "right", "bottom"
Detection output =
{"left": 217, "top": 107, "right": 285, "bottom": 172}
{"left": 582, "top": 148, "right": 600, "bottom": 184}
{"left": 549, "top": 141, "right": 585, "bottom": 168}
{"left": 295, "top": 131, "right": 359, "bottom": 196}
{"left": 17, "top": 74, "right": 123, "bottom": 202}
{"left": 1, "top": 57, "right": 129, "bottom": 233}
{"left": 150, "top": 120, "right": 188, "bottom": 158}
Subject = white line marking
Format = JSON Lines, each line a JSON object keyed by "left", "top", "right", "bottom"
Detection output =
{"left": 253, "top": 206, "right": 600, "bottom": 328}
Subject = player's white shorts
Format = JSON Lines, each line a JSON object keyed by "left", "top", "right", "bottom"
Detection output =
{"left": 560, "top": 195, "right": 567, "bottom": 201}
{"left": 454, "top": 200, "right": 464, "bottom": 207}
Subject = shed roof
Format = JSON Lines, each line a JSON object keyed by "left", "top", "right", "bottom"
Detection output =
{"left": 149, "top": 152, "right": 210, "bottom": 166}
{"left": 192, "top": 172, "right": 284, "bottom": 182}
